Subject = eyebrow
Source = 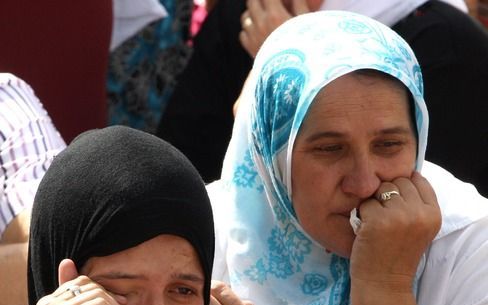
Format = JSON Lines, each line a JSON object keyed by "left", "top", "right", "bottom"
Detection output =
{"left": 90, "top": 272, "right": 205, "bottom": 283}
{"left": 90, "top": 271, "right": 148, "bottom": 281}
{"left": 171, "top": 273, "right": 205, "bottom": 283}
{"left": 305, "top": 127, "right": 413, "bottom": 142}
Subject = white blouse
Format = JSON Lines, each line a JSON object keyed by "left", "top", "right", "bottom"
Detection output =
{"left": 319, "top": 0, "right": 468, "bottom": 26}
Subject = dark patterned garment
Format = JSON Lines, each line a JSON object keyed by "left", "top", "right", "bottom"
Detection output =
{"left": 107, "top": 0, "right": 193, "bottom": 133}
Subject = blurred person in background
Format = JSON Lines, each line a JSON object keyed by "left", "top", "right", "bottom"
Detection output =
{"left": 0, "top": 73, "right": 66, "bottom": 305}
{"left": 107, "top": 0, "right": 193, "bottom": 133}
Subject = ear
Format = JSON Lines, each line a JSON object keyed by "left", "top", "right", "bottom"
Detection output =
{"left": 58, "top": 258, "right": 79, "bottom": 285}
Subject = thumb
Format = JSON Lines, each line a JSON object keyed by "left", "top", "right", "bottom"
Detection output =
{"left": 58, "top": 258, "right": 79, "bottom": 285}
{"left": 291, "top": 0, "right": 311, "bottom": 15}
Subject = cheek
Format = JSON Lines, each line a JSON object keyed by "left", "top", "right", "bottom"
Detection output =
{"left": 291, "top": 157, "right": 336, "bottom": 219}
{"left": 380, "top": 148, "right": 417, "bottom": 180}
{"left": 399, "top": 143, "right": 418, "bottom": 171}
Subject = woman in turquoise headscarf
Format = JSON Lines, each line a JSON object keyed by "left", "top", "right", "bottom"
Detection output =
{"left": 207, "top": 11, "right": 488, "bottom": 305}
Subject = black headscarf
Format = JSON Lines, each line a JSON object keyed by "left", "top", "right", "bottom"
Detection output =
{"left": 27, "top": 126, "right": 215, "bottom": 305}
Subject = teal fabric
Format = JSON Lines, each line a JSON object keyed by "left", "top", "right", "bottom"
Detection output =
{"left": 107, "top": 0, "right": 192, "bottom": 133}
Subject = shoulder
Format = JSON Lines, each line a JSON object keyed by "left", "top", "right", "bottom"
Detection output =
{"left": 0, "top": 73, "right": 48, "bottom": 137}
{"left": 421, "top": 161, "right": 488, "bottom": 238}
{"left": 419, "top": 216, "right": 488, "bottom": 305}
{"left": 419, "top": 162, "right": 488, "bottom": 304}
{"left": 205, "top": 180, "right": 231, "bottom": 281}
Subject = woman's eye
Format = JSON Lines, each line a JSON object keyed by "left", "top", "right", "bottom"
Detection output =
{"left": 377, "top": 141, "right": 402, "bottom": 147}
{"left": 314, "top": 144, "right": 342, "bottom": 152}
{"left": 172, "top": 286, "right": 196, "bottom": 296}
{"left": 374, "top": 140, "right": 405, "bottom": 153}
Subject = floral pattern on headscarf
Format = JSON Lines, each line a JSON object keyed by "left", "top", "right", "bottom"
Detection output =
{"left": 107, "top": 0, "right": 193, "bottom": 133}
{"left": 217, "top": 11, "right": 429, "bottom": 305}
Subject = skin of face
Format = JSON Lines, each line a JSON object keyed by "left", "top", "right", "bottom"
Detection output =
{"left": 291, "top": 72, "right": 417, "bottom": 258}
{"left": 81, "top": 235, "right": 205, "bottom": 305}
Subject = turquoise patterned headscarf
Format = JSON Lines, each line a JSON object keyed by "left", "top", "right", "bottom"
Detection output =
{"left": 216, "top": 11, "right": 428, "bottom": 305}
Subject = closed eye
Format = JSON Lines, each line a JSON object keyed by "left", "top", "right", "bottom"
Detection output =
{"left": 376, "top": 141, "right": 403, "bottom": 147}
{"left": 314, "top": 144, "right": 342, "bottom": 152}
{"left": 373, "top": 140, "right": 405, "bottom": 155}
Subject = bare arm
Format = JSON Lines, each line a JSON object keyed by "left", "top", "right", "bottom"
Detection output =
{"left": 1, "top": 210, "right": 31, "bottom": 243}
{"left": 0, "top": 242, "right": 29, "bottom": 305}
{"left": 0, "top": 210, "right": 32, "bottom": 305}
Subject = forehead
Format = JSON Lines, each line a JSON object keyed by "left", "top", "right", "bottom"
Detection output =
{"left": 82, "top": 235, "right": 202, "bottom": 276}
{"left": 301, "top": 72, "right": 411, "bottom": 131}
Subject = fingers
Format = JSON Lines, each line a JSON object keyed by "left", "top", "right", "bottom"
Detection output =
{"left": 50, "top": 276, "right": 95, "bottom": 298}
{"left": 240, "top": 10, "right": 254, "bottom": 31}
{"left": 351, "top": 175, "right": 441, "bottom": 286}
{"left": 211, "top": 281, "right": 253, "bottom": 305}
{"left": 260, "top": 0, "right": 289, "bottom": 15}
{"left": 42, "top": 276, "right": 126, "bottom": 305}
{"left": 239, "top": 27, "right": 256, "bottom": 57}
{"left": 58, "top": 259, "right": 79, "bottom": 285}
{"left": 210, "top": 295, "right": 222, "bottom": 305}
{"left": 359, "top": 175, "right": 439, "bottom": 223}
{"left": 374, "top": 176, "right": 425, "bottom": 206}
{"left": 239, "top": 8, "right": 259, "bottom": 57}
{"left": 410, "top": 171, "right": 438, "bottom": 207}
{"left": 361, "top": 175, "right": 441, "bottom": 238}
{"left": 375, "top": 174, "right": 438, "bottom": 210}
{"left": 246, "top": 0, "right": 264, "bottom": 22}
{"left": 291, "top": 0, "right": 311, "bottom": 15}
{"left": 62, "top": 285, "right": 119, "bottom": 305}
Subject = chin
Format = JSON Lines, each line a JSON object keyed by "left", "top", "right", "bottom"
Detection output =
{"left": 322, "top": 226, "right": 355, "bottom": 258}
{"left": 316, "top": 234, "right": 354, "bottom": 259}
{"left": 334, "top": 246, "right": 352, "bottom": 258}
{"left": 324, "top": 237, "right": 353, "bottom": 258}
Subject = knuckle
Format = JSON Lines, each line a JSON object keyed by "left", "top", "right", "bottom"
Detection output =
{"left": 77, "top": 275, "right": 92, "bottom": 283}
{"left": 93, "top": 296, "right": 110, "bottom": 305}
{"left": 211, "top": 281, "right": 228, "bottom": 293}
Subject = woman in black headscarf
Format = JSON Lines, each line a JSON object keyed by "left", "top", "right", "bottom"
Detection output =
{"left": 28, "top": 126, "right": 214, "bottom": 305}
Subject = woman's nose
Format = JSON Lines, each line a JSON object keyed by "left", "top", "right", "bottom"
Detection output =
{"left": 341, "top": 154, "right": 381, "bottom": 199}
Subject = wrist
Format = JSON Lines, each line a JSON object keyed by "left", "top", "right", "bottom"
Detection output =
{"left": 351, "top": 276, "right": 416, "bottom": 305}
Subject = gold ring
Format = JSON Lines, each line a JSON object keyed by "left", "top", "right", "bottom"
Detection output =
{"left": 379, "top": 190, "right": 400, "bottom": 201}
{"left": 66, "top": 285, "right": 81, "bottom": 297}
{"left": 243, "top": 17, "right": 253, "bottom": 28}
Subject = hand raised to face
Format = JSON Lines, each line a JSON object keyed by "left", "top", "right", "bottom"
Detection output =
{"left": 210, "top": 281, "right": 254, "bottom": 305}
{"left": 350, "top": 172, "right": 441, "bottom": 298}
{"left": 36, "top": 259, "right": 126, "bottom": 305}
{"left": 239, "top": 0, "right": 312, "bottom": 57}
